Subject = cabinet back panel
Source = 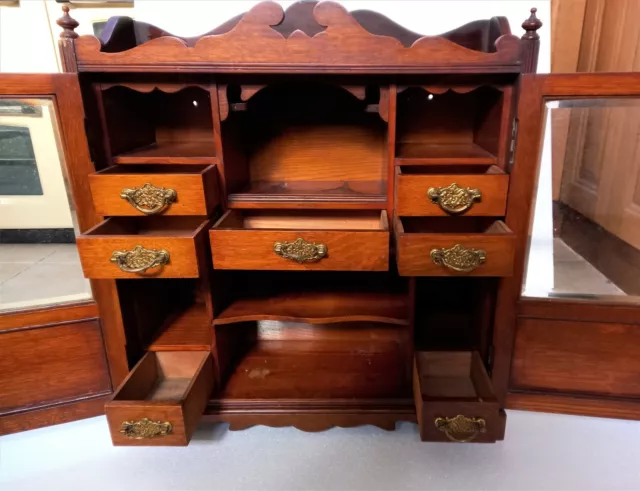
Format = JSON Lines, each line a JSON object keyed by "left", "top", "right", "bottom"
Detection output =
{"left": 238, "top": 84, "right": 386, "bottom": 182}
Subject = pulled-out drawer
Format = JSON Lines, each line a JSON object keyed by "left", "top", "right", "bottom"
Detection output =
{"left": 89, "top": 164, "right": 219, "bottom": 216}
{"left": 413, "top": 351, "right": 505, "bottom": 443}
{"left": 395, "top": 165, "right": 508, "bottom": 217}
{"left": 210, "top": 210, "right": 389, "bottom": 271}
{"left": 76, "top": 216, "right": 209, "bottom": 279}
{"left": 105, "top": 351, "right": 214, "bottom": 446}
{"left": 394, "top": 217, "right": 515, "bottom": 276}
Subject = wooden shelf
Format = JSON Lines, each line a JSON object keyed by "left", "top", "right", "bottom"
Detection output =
{"left": 216, "top": 339, "right": 409, "bottom": 400}
{"left": 113, "top": 141, "right": 217, "bottom": 165}
{"left": 395, "top": 143, "right": 496, "bottom": 166}
{"left": 227, "top": 180, "right": 386, "bottom": 209}
{"left": 214, "top": 273, "right": 409, "bottom": 326}
{"left": 148, "top": 302, "right": 212, "bottom": 351}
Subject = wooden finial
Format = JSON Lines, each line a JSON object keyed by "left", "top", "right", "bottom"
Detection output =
{"left": 522, "top": 7, "right": 542, "bottom": 40}
{"left": 57, "top": 5, "right": 79, "bottom": 39}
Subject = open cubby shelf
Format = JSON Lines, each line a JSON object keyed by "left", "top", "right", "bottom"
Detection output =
{"left": 149, "top": 302, "right": 212, "bottom": 351}
{"left": 221, "top": 82, "right": 388, "bottom": 208}
{"left": 227, "top": 180, "right": 387, "bottom": 209}
{"left": 214, "top": 271, "right": 409, "bottom": 326}
{"left": 98, "top": 85, "right": 216, "bottom": 164}
{"left": 395, "top": 86, "right": 505, "bottom": 166}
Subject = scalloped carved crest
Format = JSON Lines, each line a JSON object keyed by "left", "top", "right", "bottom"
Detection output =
{"left": 74, "top": 1, "right": 522, "bottom": 73}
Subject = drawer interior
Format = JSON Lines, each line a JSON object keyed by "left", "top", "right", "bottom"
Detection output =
{"left": 398, "top": 165, "right": 504, "bottom": 176}
{"left": 83, "top": 216, "right": 207, "bottom": 236}
{"left": 215, "top": 210, "right": 388, "bottom": 231}
{"left": 114, "top": 351, "right": 210, "bottom": 403}
{"left": 94, "top": 164, "right": 213, "bottom": 176}
{"left": 398, "top": 217, "right": 511, "bottom": 235}
{"left": 414, "top": 351, "right": 496, "bottom": 401}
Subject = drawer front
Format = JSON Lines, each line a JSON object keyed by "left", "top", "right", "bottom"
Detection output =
{"left": 0, "top": 320, "right": 111, "bottom": 415}
{"left": 396, "top": 233, "right": 515, "bottom": 277}
{"left": 210, "top": 230, "right": 389, "bottom": 271}
{"left": 415, "top": 398, "right": 506, "bottom": 443}
{"left": 77, "top": 236, "right": 201, "bottom": 279}
{"left": 105, "top": 352, "right": 214, "bottom": 446}
{"left": 89, "top": 168, "right": 218, "bottom": 216}
{"left": 413, "top": 352, "right": 504, "bottom": 443}
{"left": 396, "top": 174, "right": 508, "bottom": 217}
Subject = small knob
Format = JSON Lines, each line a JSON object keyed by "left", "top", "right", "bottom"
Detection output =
{"left": 57, "top": 5, "right": 79, "bottom": 39}
{"left": 522, "top": 7, "right": 542, "bottom": 40}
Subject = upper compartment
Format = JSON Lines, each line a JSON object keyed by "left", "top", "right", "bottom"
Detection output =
{"left": 96, "top": 84, "right": 216, "bottom": 165}
{"left": 219, "top": 82, "right": 388, "bottom": 209}
{"left": 60, "top": 1, "right": 542, "bottom": 74}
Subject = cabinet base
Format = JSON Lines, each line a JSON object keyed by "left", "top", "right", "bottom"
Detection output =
{"left": 204, "top": 399, "right": 417, "bottom": 432}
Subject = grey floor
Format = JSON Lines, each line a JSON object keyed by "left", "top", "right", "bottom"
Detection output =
{"left": 1, "top": 411, "right": 639, "bottom": 491}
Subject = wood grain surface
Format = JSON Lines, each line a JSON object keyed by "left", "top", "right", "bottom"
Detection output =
{"left": 0, "top": 321, "right": 111, "bottom": 415}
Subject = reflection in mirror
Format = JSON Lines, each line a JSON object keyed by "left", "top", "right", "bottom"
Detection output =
{"left": 523, "top": 98, "right": 640, "bottom": 302}
{"left": 0, "top": 98, "right": 92, "bottom": 312}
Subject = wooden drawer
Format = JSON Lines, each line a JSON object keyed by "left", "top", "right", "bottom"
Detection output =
{"left": 210, "top": 210, "right": 389, "bottom": 271}
{"left": 89, "top": 164, "right": 219, "bottom": 216}
{"left": 396, "top": 165, "right": 508, "bottom": 217}
{"left": 413, "top": 351, "right": 505, "bottom": 443}
{"left": 106, "top": 351, "right": 214, "bottom": 446}
{"left": 394, "top": 217, "right": 515, "bottom": 276}
{"left": 76, "top": 216, "right": 209, "bottom": 279}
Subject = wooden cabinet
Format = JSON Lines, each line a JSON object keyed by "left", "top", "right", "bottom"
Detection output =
{"left": 4, "top": 0, "right": 639, "bottom": 445}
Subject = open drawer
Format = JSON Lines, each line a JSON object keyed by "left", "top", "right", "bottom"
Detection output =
{"left": 106, "top": 351, "right": 214, "bottom": 446}
{"left": 89, "top": 164, "right": 219, "bottom": 216}
{"left": 76, "top": 216, "right": 209, "bottom": 279}
{"left": 394, "top": 217, "right": 515, "bottom": 276}
{"left": 210, "top": 210, "right": 389, "bottom": 271}
{"left": 395, "top": 165, "right": 508, "bottom": 217}
{"left": 413, "top": 351, "right": 505, "bottom": 443}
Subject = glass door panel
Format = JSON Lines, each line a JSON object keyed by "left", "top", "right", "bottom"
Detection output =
{"left": 0, "top": 98, "right": 92, "bottom": 312}
{"left": 522, "top": 97, "right": 640, "bottom": 302}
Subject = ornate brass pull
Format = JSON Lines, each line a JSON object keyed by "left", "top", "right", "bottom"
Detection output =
{"left": 120, "top": 418, "right": 172, "bottom": 439}
{"left": 435, "top": 415, "right": 486, "bottom": 443}
{"left": 110, "top": 245, "right": 170, "bottom": 273}
{"left": 120, "top": 183, "right": 177, "bottom": 215}
{"left": 428, "top": 183, "right": 481, "bottom": 214}
{"left": 273, "top": 238, "right": 328, "bottom": 263}
{"left": 430, "top": 244, "right": 486, "bottom": 273}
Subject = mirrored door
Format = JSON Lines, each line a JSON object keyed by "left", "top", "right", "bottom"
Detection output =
{"left": 0, "top": 98, "right": 92, "bottom": 312}
{"left": 495, "top": 73, "right": 640, "bottom": 420}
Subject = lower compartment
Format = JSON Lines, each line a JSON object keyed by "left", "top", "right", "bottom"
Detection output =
{"left": 213, "top": 321, "right": 412, "bottom": 402}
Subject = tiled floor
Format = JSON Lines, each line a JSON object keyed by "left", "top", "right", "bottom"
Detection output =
{"left": 0, "top": 243, "right": 92, "bottom": 312}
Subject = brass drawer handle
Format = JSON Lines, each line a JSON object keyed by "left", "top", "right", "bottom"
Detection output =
{"left": 428, "top": 183, "right": 481, "bottom": 214}
{"left": 120, "top": 418, "right": 173, "bottom": 439}
{"left": 274, "top": 238, "right": 328, "bottom": 263}
{"left": 435, "top": 415, "right": 486, "bottom": 443}
{"left": 110, "top": 245, "right": 170, "bottom": 273}
{"left": 430, "top": 244, "right": 486, "bottom": 273}
{"left": 120, "top": 183, "right": 177, "bottom": 215}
